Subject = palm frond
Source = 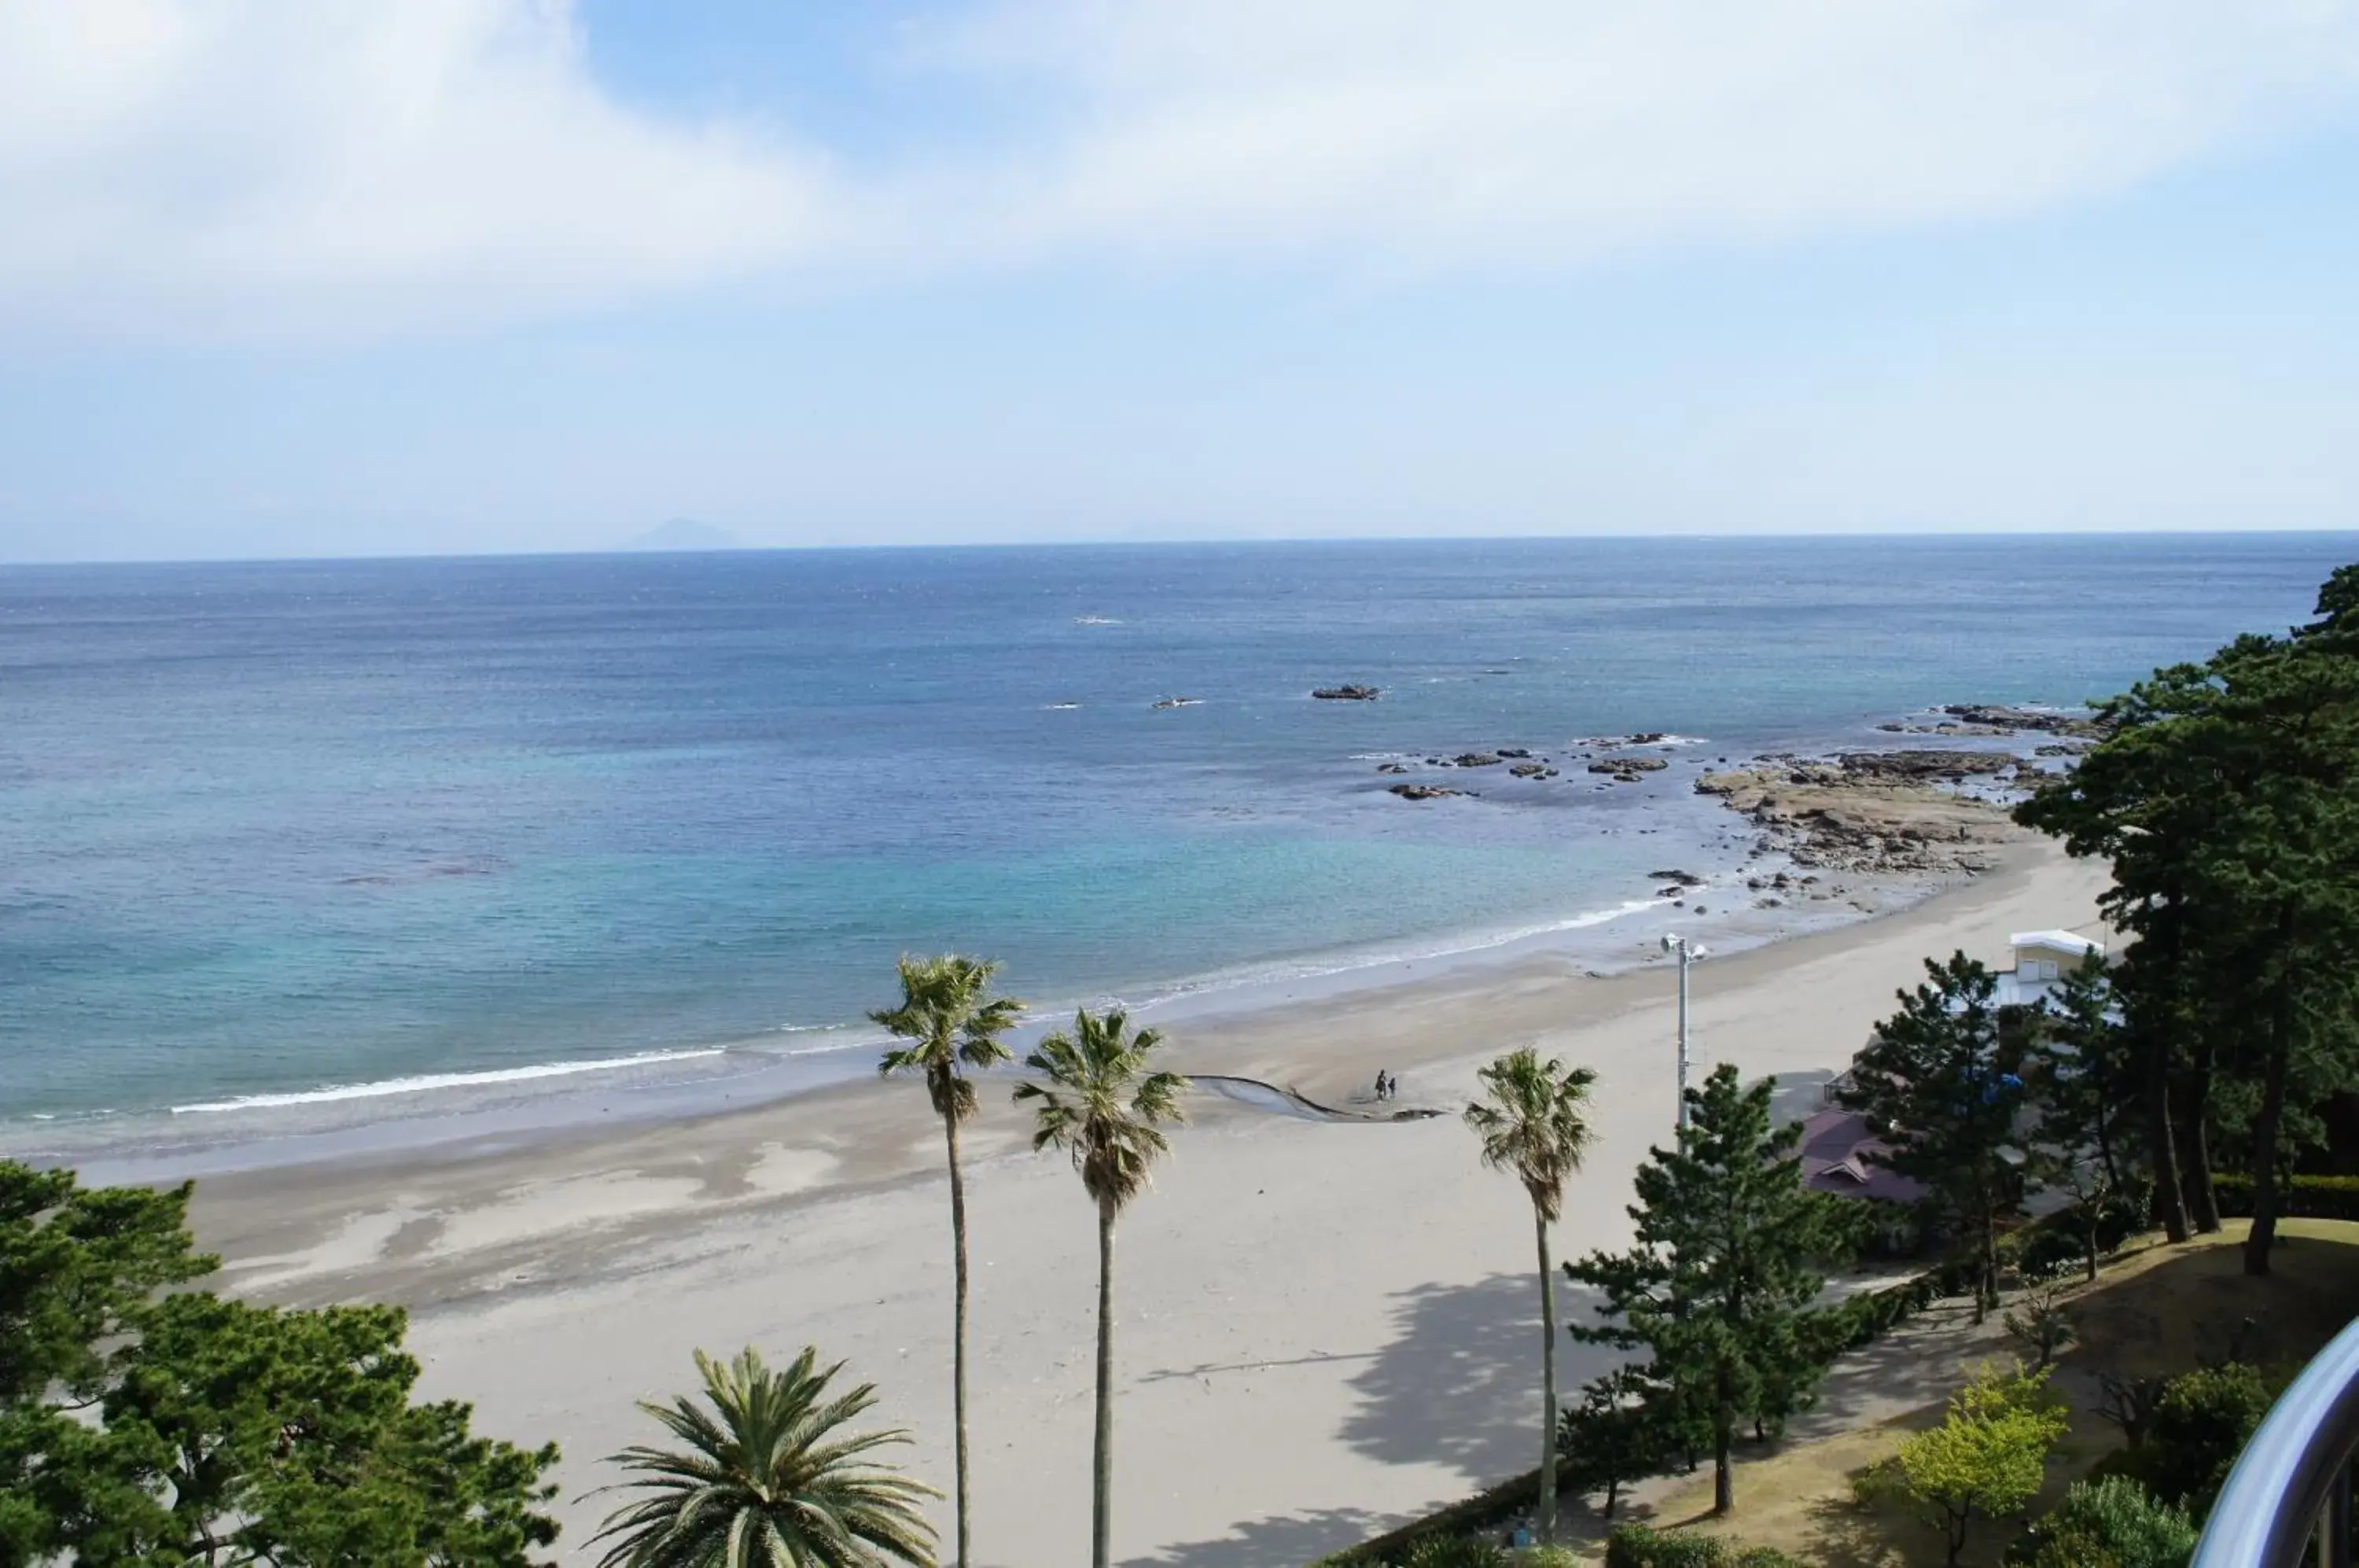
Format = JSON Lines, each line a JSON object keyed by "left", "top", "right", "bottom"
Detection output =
{"left": 1015, "top": 1007, "right": 1187, "bottom": 1213}
{"left": 1465, "top": 1047, "right": 1598, "bottom": 1221}
{"left": 591, "top": 1345, "right": 940, "bottom": 1568}
{"left": 872, "top": 953, "right": 1023, "bottom": 1124}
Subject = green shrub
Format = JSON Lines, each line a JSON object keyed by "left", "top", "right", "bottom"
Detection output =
{"left": 2005, "top": 1218, "right": 2087, "bottom": 1281}
{"left": 1882, "top": 1365, "right": 2070, "bottom": 1566}
{"left": 2212, "top": 1173, "right": 2359, "bottom": 1221}
{"left": 1604, "top": 1524, "right": 1728, "bottom": 1568}
{"left": 1310, "top": 1470, "right": 1542, "bottom": 1566}
{"left": 1402, "top": 1537, "right": 1508, "bottom": 1568}
{"left": 2011, "top": 1476, "right": 2196, "bottom": 1568}
{"left": 1515, "top": 1549, "right": 1581, "bottom": 1568}
{"left": 1600, "top": 1524, "right": 1812, "bottom": 1568}
{"left": 2131, "top": 1363, "right": 2273, "bottom": 1509}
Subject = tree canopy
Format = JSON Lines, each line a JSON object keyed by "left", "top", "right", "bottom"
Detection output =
{"left": 0, "top": 1161, "right": 559, "bottom": 1568}
{"left": 591, "top": 1345, "right": 937, "bottom": 1568}
{"left": 1879, "top": 1366, "right": 2069, "bottom": 1568}
{"left": 1565, "top": 1064, "right": 1853, "bottom": 1515}
{"left": 1836, "top": 954, "right": 2028, "bottom": 1316}
{"left": 2015, "top": 565, "right": 2359, "bottom": 1273}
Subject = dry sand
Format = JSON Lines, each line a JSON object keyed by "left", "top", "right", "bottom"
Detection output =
{"left": 188, "top": 841, "right": 2111, "bottom": 1567}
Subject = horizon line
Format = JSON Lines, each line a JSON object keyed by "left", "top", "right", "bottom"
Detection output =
{"left": 5, "top": 524, "right": 2358, "bottom": 572}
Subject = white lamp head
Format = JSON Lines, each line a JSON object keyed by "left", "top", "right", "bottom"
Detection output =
{"left": 1661, "top": 933, "right": 1680, "bottom": 955}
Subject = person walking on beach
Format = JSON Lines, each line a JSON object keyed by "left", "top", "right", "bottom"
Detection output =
{"left": 1374, "top": 1070, "right": 1389, "bottom": 1102}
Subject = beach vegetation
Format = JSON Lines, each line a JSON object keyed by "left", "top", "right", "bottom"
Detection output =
{"left": 1603, "top": 1523, "right": 1810, "bottom": 1568}
{"left": 1512, "top": 1547, "right": 1581, "bottom": 1568}
{"left": 1465, "top": 1047, "right": 1599, "bottom": 1543}
{"left": 2011, "top": 1476, "right": 2197, "bottom": 1568}
{"left": 1558, "top": 1364, "right": 1673, "bottom": 1518}
{"left": 1565, "top": 1063, "right": 1853, "bottom": 1516}
{"left": 590, "top": 1344, "right": 937, "bottom": 1568}
{"left": 2020, "top": 957, "right": 2132, "bottom": 1282}
{"left": 871, "top": 952, "right": 1023, "bottom": 1568}
{"left": 1836, "top": 954, "right": 2029, "bottom": 1318}
{"left": 1400, "top": 1534, "right": 1509, "bottom": 1567}
{"left": 1860, "top": 1364, "right": 2068, "bottom": 1568}
{"left": 0, "top": 1161, "right": 560, "bottom": 1568}
{"left": 1014, "top": 1007, "right": 1187, "bottom": 1568}
{"left": 1999, "top": 1281, "right": 2076, "bottom": 1371}
{"left": 2122, "top": 1362, "right": 2272, "bottom": 1512}
{"left": 2015, "top": 560, "right": 2359, "bottom": 1273}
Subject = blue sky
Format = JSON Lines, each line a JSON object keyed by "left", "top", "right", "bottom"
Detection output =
{"left": 3, "top": 2, "right": 2357, "bottom": 562}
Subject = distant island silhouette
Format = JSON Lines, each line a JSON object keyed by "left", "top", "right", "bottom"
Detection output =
{"left": 622, "top": 518, "right": 742, "bottom": 553}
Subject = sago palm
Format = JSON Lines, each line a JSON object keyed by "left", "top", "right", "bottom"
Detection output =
{"left": 1014, "top": 1007, "right": 1188, "bottom": 1568}
{"left": 872, "top": 953, "right": 1022, "bottom": 1568}
{"left": 590, "top": 1345, "right": 939, "bottom": 1568}
{"left": 1464, "top": 1047, "right": 1598, "bottom": 1544}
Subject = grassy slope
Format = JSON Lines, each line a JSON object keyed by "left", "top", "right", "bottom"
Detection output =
{"left": 1587, "top": 1220, "right": 2359, "bottom": 1567}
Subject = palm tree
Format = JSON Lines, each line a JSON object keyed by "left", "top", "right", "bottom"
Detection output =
{"left": 591, "top": 1345, "right": 939, "bottom": 1568}
{"left": 872, "top": 954, "right": 1022, "bottom": 1568}
{"left": 1464, "top": 1047, "right": 1598, "bottom": 1544}
{"left": 1014, "top": 1008, "right": 1188, "bottom": 1568}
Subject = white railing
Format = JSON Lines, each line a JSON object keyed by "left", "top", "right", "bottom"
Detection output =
{"left": 2192, "top": 1315, "right": 2359, "bottom": 1568}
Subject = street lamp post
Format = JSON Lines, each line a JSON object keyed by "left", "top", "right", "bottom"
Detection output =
{"left": 1662, "top": 933, "right": 1708, "bottom": 1128}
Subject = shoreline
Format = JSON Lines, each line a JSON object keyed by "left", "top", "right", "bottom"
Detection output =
{"left": 44, "top": 723, "right": 2041, "bottom": 1186}
{"left": 179, "top": 837, "right": 2112, "bottom": 1567}
{"left": 186, "top": 834, "right": 2078, "bottom": 1301}
{"left": 70, "top": 842, "right": 1978, "bottom": 1188}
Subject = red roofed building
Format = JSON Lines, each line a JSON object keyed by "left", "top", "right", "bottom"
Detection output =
{"left": 1798, "top": 1105, "right": 1926, "bottom": 1206}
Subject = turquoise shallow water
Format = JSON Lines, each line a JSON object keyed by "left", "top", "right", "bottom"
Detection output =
{"left": 2, "top": 534, "right": 2350, "bottom": 1139}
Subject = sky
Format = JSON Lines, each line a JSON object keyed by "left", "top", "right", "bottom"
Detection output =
{"left": 3, "top": 2, "right": 2359, "bottom": 562}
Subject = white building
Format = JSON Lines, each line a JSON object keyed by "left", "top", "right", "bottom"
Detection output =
{"left": 1994, "top": 929, "right": 2108, "bottom": 1009}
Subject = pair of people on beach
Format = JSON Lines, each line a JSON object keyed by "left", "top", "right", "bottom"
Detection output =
{"left": 1373, "top": 1069, "right": 1399, "bottom": 1102}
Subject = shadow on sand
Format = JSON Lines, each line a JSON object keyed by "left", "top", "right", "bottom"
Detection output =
{"left": 1126, "top": 1504, "right": 1392, "bottom": 1568}
{"left": 1132, "top": 1271, "right": 1621, "bottom": 1566}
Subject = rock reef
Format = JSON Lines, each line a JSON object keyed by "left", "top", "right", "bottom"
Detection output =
{"left": 1695, "top": 756, "right": 2028, "bottom": 876}
{"left": 1876, "top": 703, "right": 2109, "bottom": 738}
{"left": 1387, "top": 783, "right": 1467, "bottom": 801}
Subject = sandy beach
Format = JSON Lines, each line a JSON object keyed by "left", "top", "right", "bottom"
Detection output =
{"left": 186, "top": 841, "right": 2111, "bottom": 1567}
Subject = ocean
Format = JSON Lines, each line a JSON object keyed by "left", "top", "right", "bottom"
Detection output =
{"left": 2, "top": 534, "right": 2350, "bottom": 1163}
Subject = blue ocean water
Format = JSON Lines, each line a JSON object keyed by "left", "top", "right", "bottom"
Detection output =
{"left": 2, "top": 535, "right": 2350, "bottom": 1136}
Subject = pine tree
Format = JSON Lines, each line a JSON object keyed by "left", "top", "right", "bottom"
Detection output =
{"left": 1556, "top": 1366, "right": 1669, "bottom": 1519}
{"left": 1563, "top": 1063, "right": 1849, "bottom": 1515}
{"left": 1838, "top": 953, "right": 2027, "bottom": 1317}
{"left": 2016, "top": 562, "right": 2359, "bottom": 1274}
{"left": 2024, "top": 956, "right": 2131, "bottom": 1279}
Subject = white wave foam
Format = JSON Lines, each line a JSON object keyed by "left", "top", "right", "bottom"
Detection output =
{"left": 1573, "top": 733, "right": 1709, "bottom": 749}
{"left": 1118, "top": 891, "right": 1680, "bottom": 1014}
{"left": 170, "top": 1047, "right": 729, "bottom": 1114}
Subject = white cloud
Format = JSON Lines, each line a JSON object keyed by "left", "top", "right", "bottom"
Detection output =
{"left": 933, "top": 0, "right": 2359, "bottom": 267}
{"left": 0, "top": 0, "right": 842, "bottom": 341}
{"left": 4, "top": 0, "right": 2359, "bottom": 343}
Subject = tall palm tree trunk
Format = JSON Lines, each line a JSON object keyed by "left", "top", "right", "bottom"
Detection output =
{"left": 1094, "top": 1194, "right": 1117, "bottom": 1568}
{"left": 942, "top": 1110, "right": 974, "bottom": 1568}
{"left": 1534, "top": 1206, "right": 1559, "bottom": 1542}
